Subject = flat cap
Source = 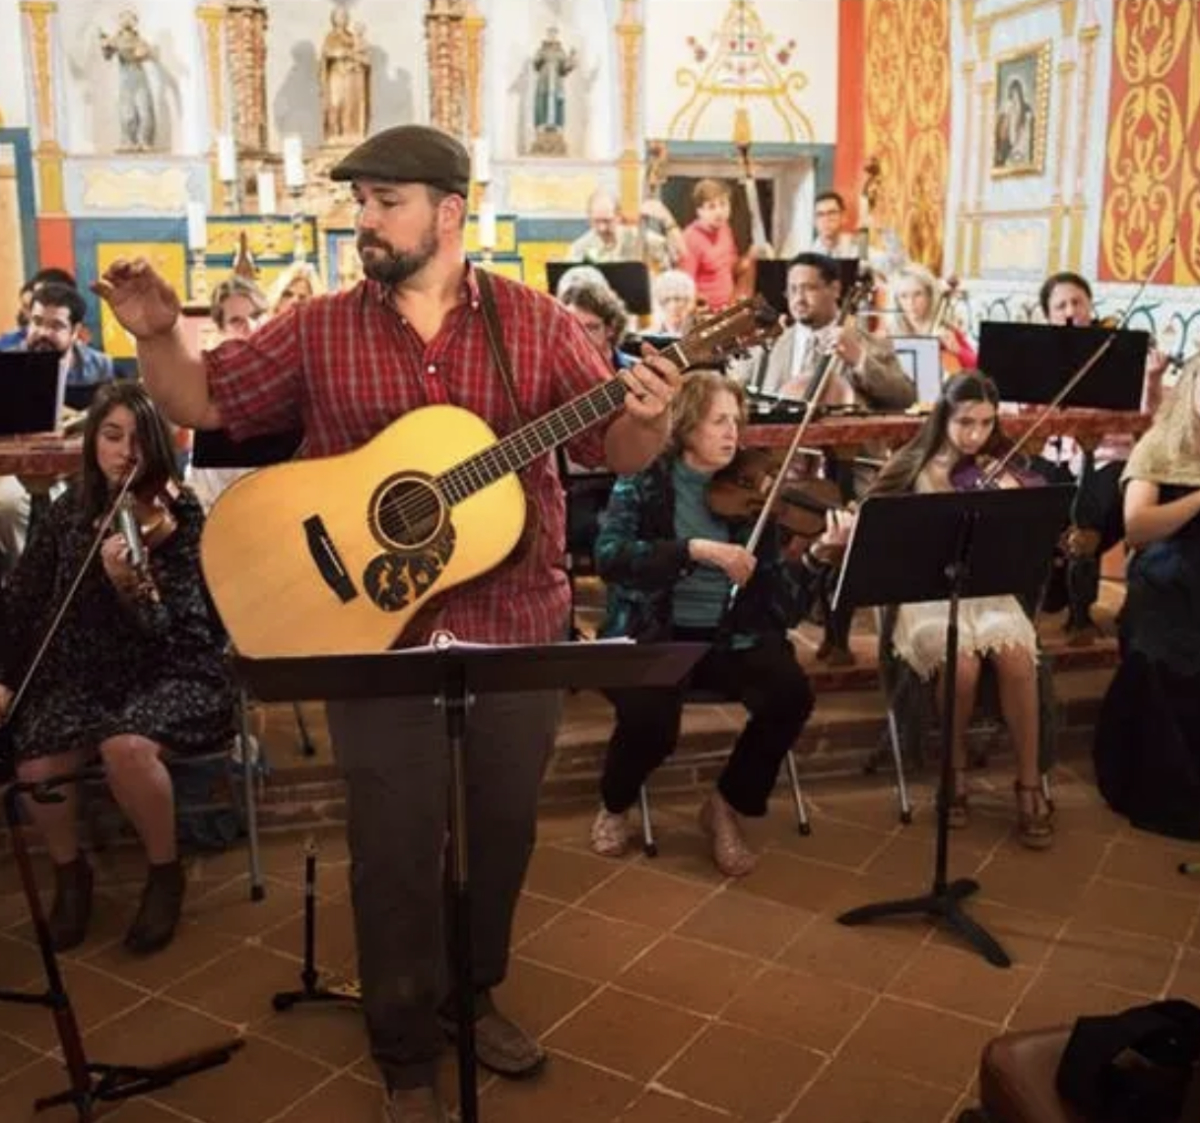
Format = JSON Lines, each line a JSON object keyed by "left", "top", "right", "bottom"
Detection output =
{"left": 330, "top": 125, "right": 470, "bottom": 196}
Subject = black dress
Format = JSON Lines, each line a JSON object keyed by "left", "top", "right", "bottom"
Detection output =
{"left": 1095, "top": 485, "right": 1200, "bottom": 839}
{"left": 0, "top": 486, "right": 235, "bottom": 762}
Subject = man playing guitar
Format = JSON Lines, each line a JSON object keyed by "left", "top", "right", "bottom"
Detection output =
{"left": 94, "top": 124, "right": 681, "bottom": 1123}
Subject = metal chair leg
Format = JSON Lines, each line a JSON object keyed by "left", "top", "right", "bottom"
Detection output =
{"left": 638, "top": 786, "right": 657, "bottom": 857}
{"left": 784, "top": 750, "right": 811, "bottom": 836}
{"left": 885, "top": 708, "right": 914, "bottom": 825}
{"left": 237, "top": 692, "right": 266, "bottom": 902}
{"left": 293, "top": 703, "right": 317, "bottom": 757}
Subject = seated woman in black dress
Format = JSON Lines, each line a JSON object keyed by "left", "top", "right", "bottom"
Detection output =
{"left": 1095, "top": 357, "right": 1200, "bottom": 838}
{"left": 0, "top": 382, "right": 235, "bottom": 954}
{"left": 588, "top": 371, "right": 845, "bottom": 877}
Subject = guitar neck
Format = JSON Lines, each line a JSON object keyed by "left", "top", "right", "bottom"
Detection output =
{"left": 438, "top": 339, "right": 690, "bottom": 505}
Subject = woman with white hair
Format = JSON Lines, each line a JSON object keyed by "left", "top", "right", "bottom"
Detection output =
{"left": 651, "top": 269, "right": 697, "bottom": 337}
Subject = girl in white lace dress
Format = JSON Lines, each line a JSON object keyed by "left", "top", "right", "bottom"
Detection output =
{"left": 868, "top": 372, "right": 1053, "bottom": 849}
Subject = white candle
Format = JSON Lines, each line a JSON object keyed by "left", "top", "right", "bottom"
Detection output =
{"left": 472, "top": 138, "right": 491, "bottom": 184}
{"left": 477, "top": 202, "right": 497, "bottom": 250}
{"left": 217, "top": 134, "right": 237, "bottom": 183}
{"left": 283, "top": 135, "right": 306, "bottom": 189}
{"left": 186, "top": 201, "right": 207, "bottom": 250}
{"left": 256, "top": 170, "right": 277, "bottom": 215}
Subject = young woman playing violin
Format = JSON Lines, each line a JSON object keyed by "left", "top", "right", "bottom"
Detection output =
{"left": 864, "top": 371, "right": 1054, "bottom": 849}
{"left": 0, "top": 381, "right": 235, "bottom": 954}
{"left": 589, "top": 371, "right": 844, "bottom": 876}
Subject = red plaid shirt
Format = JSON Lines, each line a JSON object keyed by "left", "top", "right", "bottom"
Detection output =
{"left": 204, "top": 266, "right": 615, "bottom": 644}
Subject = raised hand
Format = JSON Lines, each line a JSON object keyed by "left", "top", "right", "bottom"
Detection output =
{"left": 91, "top": 257, "right": 182, "bottom": 341}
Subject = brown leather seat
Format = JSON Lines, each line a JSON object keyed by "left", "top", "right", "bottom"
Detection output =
{"left": 978, "top": 1027, "right": 1091, "bottom": 1123}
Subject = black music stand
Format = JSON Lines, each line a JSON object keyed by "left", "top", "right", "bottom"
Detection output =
{"left": 831, "top": 485, "right": 1073, "bottom": 968}
{"left": 234, "top": 637, "right": 706, "bottom": 1123}
{"left": 0, "top": 776, "right": 243, "bottom": 1120}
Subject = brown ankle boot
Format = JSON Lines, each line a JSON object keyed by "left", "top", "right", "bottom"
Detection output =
{"left": 124, "top": 860, "right": 185, "bottom": 955}
{"left": 48, "top": 857, "right": 93, "bottom": 952}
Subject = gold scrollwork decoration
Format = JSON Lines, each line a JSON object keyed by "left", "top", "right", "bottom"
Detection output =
{"left": 666, "top": 0, "right": 813, "bottom": 143}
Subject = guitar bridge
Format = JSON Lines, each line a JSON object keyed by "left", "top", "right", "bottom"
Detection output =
{"left": 303, "top": 516, "right": 358, "bottom": 603}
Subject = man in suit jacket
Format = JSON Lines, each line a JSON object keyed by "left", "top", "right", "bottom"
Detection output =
{"left": 738, "top": 253, "right": 914, "bottom": 409}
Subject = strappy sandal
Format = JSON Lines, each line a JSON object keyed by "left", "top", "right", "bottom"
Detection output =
{"left": 590, "top": 807, "right": 631, "bottom": 858}
{"left": 698, "top": 792, "right": 758, "bottom": 878}
{"left": 1014, "top": 781, "right": 1055, "bottom": 850}
{"left": 946, "top": 769, "right": 970, "bottom": 829}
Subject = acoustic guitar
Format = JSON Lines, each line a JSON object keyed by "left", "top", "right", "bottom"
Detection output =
{"left": 200, "top": 296, "right": 782, "bottom": 657}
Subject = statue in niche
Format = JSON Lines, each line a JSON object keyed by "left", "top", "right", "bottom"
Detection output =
{"left": 531, "top": 26, "right": 577, "bottom": 156}
{"left": 320, "top": 4, "right": 371, "bottom": 146}
{"left": 99, "top": 9, "right": 157, "bottom": 151}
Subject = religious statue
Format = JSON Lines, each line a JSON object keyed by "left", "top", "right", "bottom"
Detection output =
{"left": 99, "top": 9, "right": 157, "bottom": 151}
{"left": 531, "top": 26, "right": 577, "bottom": 156}
{"left": 320, "top": 4, "right": 371, "bottom": 147}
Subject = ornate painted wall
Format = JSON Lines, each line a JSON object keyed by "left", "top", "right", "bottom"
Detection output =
{"left": 1099, "top": 0, "right": 1200, "bottom": 284}
{"left": 642, "top": 0, "right": 839, "bottom": 146}
{"left": 862, "top": 0, "right": 952, "bottom": 273}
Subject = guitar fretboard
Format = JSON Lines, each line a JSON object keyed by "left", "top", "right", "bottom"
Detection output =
{"left": 437, "top": 339, "right": 690, "bottom": 505}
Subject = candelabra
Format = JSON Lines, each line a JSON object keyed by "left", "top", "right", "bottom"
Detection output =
{"left": 282, "top": 135, "right": 308, "bottom": 263}
{"left": 472, "top": 136, "right": 495, "bottom": 266}
{"left": 186, "top": 202, "right": 209, "bottom": 302}
{"left": 217, "top": 133, "right": 240, "bottom": 214}
{"left": 289, "top": 188, "right": 307, "bottom": 263}
{"left": 189, "top": 250, "right": 210, "bottom": 302}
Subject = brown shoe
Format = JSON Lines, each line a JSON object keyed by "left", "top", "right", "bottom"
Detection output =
{"left": 124, "top": 860, "right": 186, "bottom": 955}
{"left": 48, "top": 856, "right": 93, "bottom": 952}
{"left": 1014, "top": 782, "right": 1054, "bottom": 850}
{"left": 382, "top": 1086, "right": 447, "bottom": 1123}
{"left": 698, "top": 791, "right": 758, "bottom": 878}
{"left": 439, "top": 991, "right": 545, "bottom": 1078}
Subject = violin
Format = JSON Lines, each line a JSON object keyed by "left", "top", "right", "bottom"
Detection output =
{"left": 707, "top": 448, "right": 842, "bottom": 551}
{"left": 112, "top": 480, "right": 180, "bottom": 604}
{"left": 948, "top": 440, "right": 1047, "bottom": 491}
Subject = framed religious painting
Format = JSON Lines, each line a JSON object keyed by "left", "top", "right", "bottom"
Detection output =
{"left": 991, "top": 42, "right": 1052, "bottom": 178}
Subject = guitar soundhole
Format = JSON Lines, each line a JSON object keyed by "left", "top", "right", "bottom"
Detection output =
{"left": 370, "top": 475, "right": 445, "bottom": 550}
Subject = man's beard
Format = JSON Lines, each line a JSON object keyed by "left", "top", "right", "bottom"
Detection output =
{"left": 27, "top": 337, "right": 66, "bottom": 356}
{"left": 357, "top": 227, "right": 439, "bottom": 286}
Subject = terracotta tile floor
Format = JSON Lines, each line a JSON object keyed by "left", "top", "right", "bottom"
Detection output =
{"left": 3, "top": 756, "right": 1200, "bottom": 1123}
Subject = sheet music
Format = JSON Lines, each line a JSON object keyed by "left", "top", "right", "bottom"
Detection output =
{"left": 413, "top": 630, "right": 635, "bottom": 653}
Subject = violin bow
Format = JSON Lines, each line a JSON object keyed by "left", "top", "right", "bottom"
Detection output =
{"left": 0, "top": 467, "right": 140, "bottom": 737}
{"left": 980, "top": 234, "right": 1177, "bottom": 488}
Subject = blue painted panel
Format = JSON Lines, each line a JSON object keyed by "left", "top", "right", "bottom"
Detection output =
{"left": 0, "top": 127, "right": 38, "bottom": 278}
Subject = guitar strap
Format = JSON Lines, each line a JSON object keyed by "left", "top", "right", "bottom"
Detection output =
{"left": 474, "top": 266, "right": 543, "bottom": 563}
{"left": 475, "top": 267, "right": 526, "bottom": 428}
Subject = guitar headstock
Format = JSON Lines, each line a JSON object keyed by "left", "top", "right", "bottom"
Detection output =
{"left": 675, "top": 296, "right": 783, "bottom": 369}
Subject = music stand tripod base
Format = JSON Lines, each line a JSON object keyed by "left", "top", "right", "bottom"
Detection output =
{"left": 0, "top": 777, "right": 244, "bottom": 1122}
{"left": 271, "top": 838, "right": 362, "bottom": 1013}
{"left": 837, "top": 876, "right": 1011, "bottom": 968}
{"left": 827, "top": 485, "right": 1074, "bottom": 971}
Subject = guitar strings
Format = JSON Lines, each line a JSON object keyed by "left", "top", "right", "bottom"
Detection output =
{"left": 366, "top": 328, "right": 761, "bottom": 536}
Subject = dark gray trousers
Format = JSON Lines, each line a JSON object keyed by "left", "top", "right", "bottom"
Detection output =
{"left": 327, "top": 688, "right": 563, "bottom": 1090}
